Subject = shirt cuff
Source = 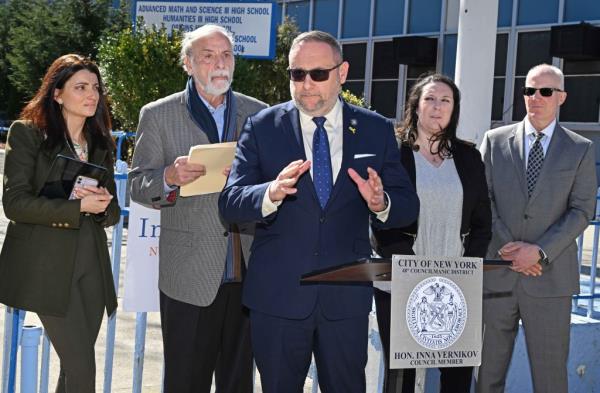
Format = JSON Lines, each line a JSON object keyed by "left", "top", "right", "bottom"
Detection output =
{"left": 261, "top": 182, "right": 282, "bottom": 217}
{"left": 372, "top": 192, "right": 391, "bottom": 222}
{"left": 163, "top": 168, "right": 178, "bottom": 194}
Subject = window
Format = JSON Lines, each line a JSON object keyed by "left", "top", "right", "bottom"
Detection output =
{"left": 314, "top": 0, "right": 339, "bottom": 37}
{"left": 374, "top": 0, "right": 405, "bottom": 36}
{"left": 564, "top": 0, "right": 600, "bottom": 22}
{"left": 442, "top": 34, "right": 457, "bottom": 79}
{"left": 371, "top": 81, "right": 399, "bottom": 118}
{"left": 342, "top": 0, "right": 370, "bottom": 38}
{"left": 371, "top": 41, "right": 399, "bottom": 118}
{"left": 343, "top": 43, "right": 367, "bottom": 98}
{"left": 286, "top": 1, "right": 310, "bottom": 32}
{"left": 517, "top": 0, "right": 559, "bottom": 25}
{"left": 497, "top": 0, "right": 513, "bottom": 27}
{"left": 512, "top": 31, "right": 551, "bottom": 120}
{"left": 408, "top": 0, "right": 442, "bottom": 33}
{"left": 560, "top": 60, "right": 600, "bottom": 122}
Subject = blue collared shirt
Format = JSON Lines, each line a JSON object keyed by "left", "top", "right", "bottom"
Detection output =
{"left": 198, "top": 93, "right": 227, "bottom": 142}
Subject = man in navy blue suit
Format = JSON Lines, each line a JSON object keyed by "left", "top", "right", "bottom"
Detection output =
{"left": 219, "top": 30, "right": 419, "bottom": 392}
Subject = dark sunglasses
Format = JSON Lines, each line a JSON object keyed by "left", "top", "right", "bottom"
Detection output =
{"left": 287, "top": 63, "right": 343, "bottom": 82}
{"left": 522, "top": 87, "right": 563, "bottom": 97}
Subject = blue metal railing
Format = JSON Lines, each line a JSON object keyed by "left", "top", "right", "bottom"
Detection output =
{"left": 1, "top": 132, "right": 600, "bottom": 392}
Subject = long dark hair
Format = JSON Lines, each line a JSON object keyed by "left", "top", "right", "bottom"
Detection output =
{"left": 398, "top": 73, "right": 461, "bottom": 158}
{"left": 19, "top": 54, "right": 114, "bottom": 152}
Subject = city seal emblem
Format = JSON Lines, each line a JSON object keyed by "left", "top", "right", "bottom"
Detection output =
{"left": 406, "top": 276, "right": 467, "bottom": 350}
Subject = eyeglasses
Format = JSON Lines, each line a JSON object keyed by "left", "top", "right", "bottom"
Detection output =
{"left": 522, "top": 87, "right": 563, "bottom": 97}
{"left": 287, "top": 63, "right": 343, "bottom": 82}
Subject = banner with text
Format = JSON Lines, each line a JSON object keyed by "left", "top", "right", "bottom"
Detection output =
{"left": 390, "top": 255, "right": 483, "bottom": 369}
{"left": 134, "top": 0, "right": 278, "bottom": 59}
{"left": 123, "top": 201, "right": 161, "bottom": 312}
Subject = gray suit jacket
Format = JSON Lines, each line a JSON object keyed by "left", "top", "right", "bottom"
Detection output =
{"left": 130, "top": 89, "right": 267, "bottom": 307}
{"left": 480, "top": 121, "right": 597, "bottom": 297}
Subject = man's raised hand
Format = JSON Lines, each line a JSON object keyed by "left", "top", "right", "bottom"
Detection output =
{"left": 348, "top": 167, "right": 386, "bottom": 212}
{"left": 268, "top": 160, "right": 312, "bottom": 202}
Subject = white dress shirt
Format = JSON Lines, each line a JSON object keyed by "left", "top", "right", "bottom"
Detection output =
{"left": 262, "top": 99, "right": 390, "bottom": 221}
{"left": 523, "top": 116, "right": 556, "bottom": 169}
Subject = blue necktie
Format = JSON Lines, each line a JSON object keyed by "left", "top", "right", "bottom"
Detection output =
{"left": 312, "top": 117, "right": 333, "bottom": 209}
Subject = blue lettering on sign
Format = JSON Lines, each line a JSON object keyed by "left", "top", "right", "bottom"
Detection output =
{"left": 168, "top": 5, "right": 184, "bottom": 13}
{"left": 231, "top": 7, "right": 245, "bottom": 14}
{"left": 220, "top": 16, "right": 242, "bottom": 24}
{"left": 138, "top": 4, "right": 166, "bottom": 12}
{"left": 247, "top": 7, "right": 270, "bottom": 15}
{"left": 235, "top": 35, "right": 257, "bottom": 43}
{"left": 198, "top": 6, "right": 223, "bottom": 14}
{"left": 138, "top": 217, "right": 161, "bottom": 238}
{"left": 163, "top": 14, "right": 196, "bottom": 22}
{"left": 205, "top": 16, "right": 219, "bottom": 23}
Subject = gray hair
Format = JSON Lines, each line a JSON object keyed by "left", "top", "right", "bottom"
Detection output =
{"left": 180, "top": 24, "right": 234, "bottom": 69}
{"left": 526, "top": 63, "right": 565, "bottom": 90}
{"left": 290, "top": 30, "right": 343, "bottom": 63}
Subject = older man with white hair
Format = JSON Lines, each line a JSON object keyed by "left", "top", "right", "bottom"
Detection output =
{"left": 477, "top": 64, "right": 597, "bottom": 393}
{"left": 130, "top": 24, "right": 266, "bottom": 393}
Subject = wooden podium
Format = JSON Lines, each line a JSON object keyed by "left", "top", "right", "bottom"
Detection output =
{"left": 300, "top": 257, "right": 511, "bottom": 282}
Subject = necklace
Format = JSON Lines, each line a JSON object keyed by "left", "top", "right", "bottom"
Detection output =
{"left": 64, "top": 134, "right": 88, "bottom": 162}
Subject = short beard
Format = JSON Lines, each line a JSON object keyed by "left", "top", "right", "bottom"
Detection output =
{"left": 197, "top": 69, "right": 233, "bottom": 96}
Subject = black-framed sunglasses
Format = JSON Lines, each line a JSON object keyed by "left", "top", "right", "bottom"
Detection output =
{"left": 522, "top": 87, "right": 563, "bottom": 97}
{"left": 287, "top": 63, "right": 343, "bottom": 82}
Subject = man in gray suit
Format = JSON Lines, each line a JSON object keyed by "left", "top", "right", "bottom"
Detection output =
{"left": 477, "top": 64, "right": 597, "bottom": 393}
{"left": 130, "top": 24, "right": 266, "bottom": 393}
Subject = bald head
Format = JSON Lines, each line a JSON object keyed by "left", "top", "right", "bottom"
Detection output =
{"left": 526, "top": 64, "right": 564, "bottom": 90}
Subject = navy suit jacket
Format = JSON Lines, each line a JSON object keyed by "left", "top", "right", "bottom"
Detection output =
{"left": 219, "top": 100, "right": 419, "bottom": 320}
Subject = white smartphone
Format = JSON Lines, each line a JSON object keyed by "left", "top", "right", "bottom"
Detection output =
{"left": 69, "top": 175, "right": 99, "bottom": 200}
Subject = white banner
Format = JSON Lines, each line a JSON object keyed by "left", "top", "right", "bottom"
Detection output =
{"left": 123, "top": 201, "right": 161, "bottom": 312}
{"left": 134, "top": 1, "right": 278, "bottom": 59}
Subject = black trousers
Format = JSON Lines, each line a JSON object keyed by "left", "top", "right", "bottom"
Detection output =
{"left": 160, "top": 283, "right": 253, "bottom": 393}
{"left": 374, "top": 288, "right": 473, "bottom": 393}
{"left": 38, "top": 220, "right": 106, "bottom": 393}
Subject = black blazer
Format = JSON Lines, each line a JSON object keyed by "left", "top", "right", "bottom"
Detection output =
{"left": 373, "top": 140, "right": 492, "bottom": 259}
{"left": 0, "top": 121, "right": 120, "bottom": 317}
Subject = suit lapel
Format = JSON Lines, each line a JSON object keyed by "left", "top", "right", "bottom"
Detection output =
{"left": 281, "top": 103, "right": 307, "bottom": 160}
{"left": 508, "top": 122, "right": 528, "bottom": 198}
{"left": 527, "top": 123, "right": 565, "bottom": 203}
{"left": 325, "top": 102, "right": 356, "bottom": 210}
{"left": 89, "top": 144, "right": 108, "bottom": 166}
{"left": 280, "top": 103, "right": 319, "bottom": 205}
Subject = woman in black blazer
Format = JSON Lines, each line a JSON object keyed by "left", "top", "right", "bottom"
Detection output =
{"left": 372, "top": 73, "right": 492, "bottom": 393}
{"left": 0, "top": 54, "right": 119, "bottom": 393}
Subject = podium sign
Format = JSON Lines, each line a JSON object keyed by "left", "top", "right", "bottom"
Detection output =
{"left": 390, "top": 255, "right": 483, "bottom": 369}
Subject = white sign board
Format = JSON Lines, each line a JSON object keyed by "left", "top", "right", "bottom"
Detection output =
{"left": 134, "top": 1, "right": 278, "bottom": 59}
{"left": 390, "top": 255, "right": 483, "bottom": 369}
{"left": 123, "top": 201, "right": 161, "bottom": 312}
